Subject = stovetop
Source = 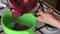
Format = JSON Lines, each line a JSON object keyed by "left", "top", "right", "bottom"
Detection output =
{"left": 0, "top": 0, "right": 60, "bottom": 34}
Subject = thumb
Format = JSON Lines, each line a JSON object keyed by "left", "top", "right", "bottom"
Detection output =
{"left": 36, "top": 16, "right": 43, "bottom": 22}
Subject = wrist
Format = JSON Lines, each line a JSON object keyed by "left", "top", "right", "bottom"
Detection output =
{"left": 47, "top": 19, "right": 60, "bottom": 29}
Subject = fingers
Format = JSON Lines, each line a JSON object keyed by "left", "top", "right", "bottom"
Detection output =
{"left": 36, "top": 10, "right": 44, "bottom": 22}
{"left": 38, "top": 10, "right": 45, "bottom": 16}
{"left": 50, "top": 8, "right": 54, "bottom": 14}
{"left": 36, "top": 16, "right": 43, "bottom": 22}
{"left": 44, "top": 8, "right": 48, "bottom": 13}
{"left": 44, "top": 8, "right": 54, "bottom": 14}
{"left": 36, "top": 8, "right": 54, "bottom": 17}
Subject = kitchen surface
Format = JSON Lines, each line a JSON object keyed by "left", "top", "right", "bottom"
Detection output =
{"left": 0, "top": 0, "right": 60, "bottom": 34}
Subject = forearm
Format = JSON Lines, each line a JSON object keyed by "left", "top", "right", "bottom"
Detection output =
{"left": 46, "top": 19, "right": 60, "bottom": 29}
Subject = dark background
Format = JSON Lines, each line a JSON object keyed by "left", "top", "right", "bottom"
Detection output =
{"left": 43, "top": 0, "right": 60, "bottom": 11}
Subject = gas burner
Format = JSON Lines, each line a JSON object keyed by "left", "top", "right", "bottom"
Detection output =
{"left": 0, "top": 6, "right": 4, "bottom": 10}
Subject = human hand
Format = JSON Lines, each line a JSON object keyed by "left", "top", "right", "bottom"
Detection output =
{"left": 43, "top": 8, "right": 60, "bottom": 21}
{"left": 36, "top": 8, "right": 56, "bottom": 23}
{"left": 36, "top": 8, "right": 60, "bottom": 29}
{"left": 37, "top": 9, "right": 60, "bottom": 29}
